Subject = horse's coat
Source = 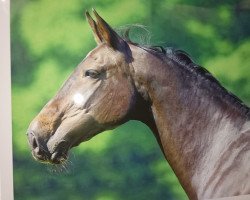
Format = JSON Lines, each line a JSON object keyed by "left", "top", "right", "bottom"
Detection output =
{"left": 27, "top": 10, "right": 250, "bottom": 200}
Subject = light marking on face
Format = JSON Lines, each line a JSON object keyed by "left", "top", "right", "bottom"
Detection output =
{"left": 73, "top": 93, "right": 84, "bottom": 106}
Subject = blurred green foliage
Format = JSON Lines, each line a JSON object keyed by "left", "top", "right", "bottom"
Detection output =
{"left": 11, "top": 0, "right": 250, "bottom": 200}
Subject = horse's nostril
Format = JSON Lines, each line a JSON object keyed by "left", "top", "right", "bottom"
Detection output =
{"left": 32, "top": 137, "right": 38, "bottom": 149}
{"left": 27, "top": 131, "right": 38, "bottom": 149}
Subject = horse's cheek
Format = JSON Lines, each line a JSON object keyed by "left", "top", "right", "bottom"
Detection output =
{"left": 94, "top": 80, "right": 133, "bottom": 125}
{"left": 112, "top": 84, "right": 133, "bottom": 120}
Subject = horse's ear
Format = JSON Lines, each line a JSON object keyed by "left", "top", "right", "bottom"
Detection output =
{"left": 87, "top": 9, "right": 125, "bottom": 50}
{"left": 85, "top": 11, "right": 102, "bottom": 44}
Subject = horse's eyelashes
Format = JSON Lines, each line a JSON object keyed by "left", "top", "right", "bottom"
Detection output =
{"left": 84, "top": 69, "right": 100, "bottom": 79}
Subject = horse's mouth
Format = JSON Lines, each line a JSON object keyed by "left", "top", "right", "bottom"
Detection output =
{"left": 42, "top": 137, "right": 92, "bottom": 164}
{"left": 31, "top": 147, "right": 69, "bottom": 165}
{"left": 31, "top": 139, "right": 72, "bottom": 165}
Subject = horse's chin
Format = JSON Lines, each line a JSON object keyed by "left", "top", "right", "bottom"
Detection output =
{"left": 47, "top": 140, "right": 73, "bottom": 164}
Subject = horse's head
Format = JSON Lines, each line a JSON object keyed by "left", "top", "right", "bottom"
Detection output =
{"left": 27, "top": 10, "right": 139, "bottom": 164}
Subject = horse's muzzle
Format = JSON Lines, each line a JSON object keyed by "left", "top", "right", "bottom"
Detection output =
{"left": 27, "top": 130, "right": 68, "bottom": 164}
{"left": 27, "top": 131, "right": 51, "bottom": 162}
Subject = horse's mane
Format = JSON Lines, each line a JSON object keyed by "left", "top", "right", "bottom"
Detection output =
{"left": 153, "top": 46, "right": 250, "bottom": 117}
{"left": 118, "top": 26, "right": 250, "bottom": 118}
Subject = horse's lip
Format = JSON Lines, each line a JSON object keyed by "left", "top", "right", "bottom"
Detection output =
{"left": 31, "top": 148, "right": 49, "bottom": 162}
{"left": 31, "top": 148, "right": 67, "bottom": 164}
{"left": 48, "top": 140, "right": 70, "bottom": 164}
{"left": 50, "top": 151, "right": 68, "bottom": 164}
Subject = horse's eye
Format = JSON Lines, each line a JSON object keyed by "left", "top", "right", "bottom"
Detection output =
{"left": 85, "top": 69, "right": 100, "bottom": 79}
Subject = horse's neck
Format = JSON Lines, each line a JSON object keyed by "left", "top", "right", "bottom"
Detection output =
{"left": 130, "top": 47, "right": 250, "bottom": 199}
{"left": 149, "top": 68, "right": 249, "bottom": 199}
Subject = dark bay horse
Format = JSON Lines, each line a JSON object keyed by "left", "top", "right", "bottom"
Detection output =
{"left": 27, "top": 10, "right": 250, "bottom": 200}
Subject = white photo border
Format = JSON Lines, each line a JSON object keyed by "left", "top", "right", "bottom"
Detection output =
{"left": 0, "top": 0, "right": 14, "bottom": 199}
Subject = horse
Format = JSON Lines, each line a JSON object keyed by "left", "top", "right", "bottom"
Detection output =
{"left": 27, "top": 10, "right": 250, "bottom": 200}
